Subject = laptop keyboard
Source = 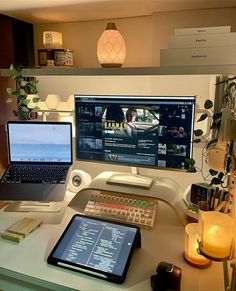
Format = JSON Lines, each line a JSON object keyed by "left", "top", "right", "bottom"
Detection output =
{"left": 1, "top": 165, "right": 68, "bottom": 184}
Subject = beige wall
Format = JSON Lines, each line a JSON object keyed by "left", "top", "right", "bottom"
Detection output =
{"left": 33, "top": 7, "right": 236, "bottom": 68}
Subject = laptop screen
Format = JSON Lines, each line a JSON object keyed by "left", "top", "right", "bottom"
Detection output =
{"left": 7, "top": 121, "right": 73, "bottom": 164}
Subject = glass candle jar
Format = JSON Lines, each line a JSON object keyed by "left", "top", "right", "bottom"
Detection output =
{"left": 184, "top": 223, "right": 211, "bottom": 268}
{"left": 199, "top": 211, "right": 234, "bottom": 260}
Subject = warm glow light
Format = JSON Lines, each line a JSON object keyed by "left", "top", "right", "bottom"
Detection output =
{"left": 56, "top": 101, "right": 71, "bottom": 117}
{"left": 184, "top": 223, "right": 210, "bottom": 268}
{"left": 45, "top": 94, "right": 60, "bottom": 109}
{"left": 37, "top": 101, "right": 49, "bottom": 117}
{"left": 67, "top": 95, "right": 74, "bottom": 111}
{"left": 97, "top": 23, "right": 126, "bottom": 68}
{"left": 200, "top": 212, "right": 234, "bottom": 259}
{"left": 43, "top": 31, "right": 63, "bottom": 49}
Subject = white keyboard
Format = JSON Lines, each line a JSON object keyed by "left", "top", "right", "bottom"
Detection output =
{"left": 83, "top": 191, "right": 158, "bottom": 229}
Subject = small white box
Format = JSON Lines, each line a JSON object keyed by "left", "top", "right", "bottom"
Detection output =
{"left": 160, "top": 46, "right": 236, "bottom": 67}
{"left": 174, "top": 26, "right": 231, "bottom": 36}
{"left": 169, "top": 32, "right": 236, "bottom": 49}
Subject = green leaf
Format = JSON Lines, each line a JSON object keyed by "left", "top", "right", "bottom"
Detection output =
{"left": 210, "top": 177, "right": 222, "bottom": 185}
{"left": 193, "top": 138, "right": 201, "bottom": 143}
{"left": 185, "top": 158, "right": 195, "bottom": 166}
{"left": 13, "top": 110, "right": 19, "bottom": 117}
{"left": 197, "top": 113, "right": 208, "bottom": 122}
{"left": 204, "top": 100, "right": 213, "bottom": 109}
{"left": 21, "top": 99, "right": 30, "bottom": 105}
{"left": 15, "top": 64, "right": 22, "bottom": 72}
{"left": 187, "top": 167, "right": 197, "bottom": 173}
{"left": 19, "top": 89, "right": 26, "bottom": 96}
{"left": 32, "top": 106, "right": 41, "bottom": 110}
{"left": 30, "top": 87, "right": 39, "bottom": 94}
{"left": 30, "top": 80, "right": 39, "bottom": 86}
{"left": 194, "top": 129, "right": 203, "bottom": 136}
{"left": 218, "top": 172, "right": 224, "bottom": 180}
{"left": 209, "top": 169, "right": 218, "bottom": 176}
{"left": 21, "top": 106, "right": 29, "bottom": 112}
{"left": 206, "top": 139, "right": 217, "bottom": 149}
{"left": 15, "top": 75, "right": 24, "bottom": 82}
{"left": 20, "top": 80, "right": 27, "bottom": 87}
{"left": 12, "top": 90, "right": 20, "bottom": 97}
{"left": 32, "top": 97, "right": 40, "bottom": 103}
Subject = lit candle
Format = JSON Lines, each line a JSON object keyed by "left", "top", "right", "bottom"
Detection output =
{"left": 184, "top": 223, "right": 211, "bottom": 268}
{"left": 200, "top": 212, "right": 234, "bottom": 259}
{"left": 43, "top": 31, "right": 63, "bottom": 49}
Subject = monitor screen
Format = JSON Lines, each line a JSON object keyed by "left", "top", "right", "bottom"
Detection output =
{"left": 74, "top": 95, "right": 195, "bottom": 170}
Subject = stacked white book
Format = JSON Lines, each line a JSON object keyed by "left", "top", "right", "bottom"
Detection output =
{"left": 160, "top": 26, "right": 236, "bottom": 66}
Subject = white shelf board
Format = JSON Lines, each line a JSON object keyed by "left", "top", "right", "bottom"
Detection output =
{"left": 1, "top": 65, "right": 236, "bottom": 76}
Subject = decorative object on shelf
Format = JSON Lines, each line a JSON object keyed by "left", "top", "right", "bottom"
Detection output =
{"left": 38, "top": 49, "right": 74, "bottom": 67}
{"left": 161, "top": 26, "right": 236, "bottom": 67}
{"left": 54, "top": 49, "right": 73, "bottom": 67}
{"left": 97, "top": 22, "right": 126, "bottom": 68}
{"left": 38, "top": 31, "right": 73, "bottom": 67}
{"left": 184, "top": 223, "right": 211, "bottom": 268}
{"left": 5, "top": 64, "right": 40, "bottom": 120}
{"left": 43, "top": 31, "right": 63, "bottom": 49}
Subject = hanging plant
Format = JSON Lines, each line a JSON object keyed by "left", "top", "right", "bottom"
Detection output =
{"left": 186, "top": 76, "right": 236, "bottom": 186}
{"left": 5, "top": 64, "right": 41, "bottom": 120}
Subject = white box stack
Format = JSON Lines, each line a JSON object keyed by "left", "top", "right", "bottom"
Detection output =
{"left": 160, "top": 26, "right": 236, "bottom": 66}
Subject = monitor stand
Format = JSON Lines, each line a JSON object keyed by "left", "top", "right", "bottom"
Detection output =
{"left": 106, "top": 167, "right": 153, "bottom": 189}
{"left": 4, "top": 201, "right": 64, "bottom": 212}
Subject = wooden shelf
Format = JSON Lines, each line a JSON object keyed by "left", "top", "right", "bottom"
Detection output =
{"left": 1, "top": 65, "right": 236, "bottom": 76}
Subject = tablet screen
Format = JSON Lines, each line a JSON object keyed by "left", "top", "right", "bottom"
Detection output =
{"left": 48, "top": 214, "right": 140, "bottom": 283}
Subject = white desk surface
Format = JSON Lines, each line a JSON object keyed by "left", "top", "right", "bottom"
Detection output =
{"left": 0, "top": 192, "right": 224, "bottom": 291}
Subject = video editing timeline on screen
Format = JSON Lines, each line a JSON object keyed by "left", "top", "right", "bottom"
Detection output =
{"left": 75, "top": 95, "right": 195, "bottom": 170}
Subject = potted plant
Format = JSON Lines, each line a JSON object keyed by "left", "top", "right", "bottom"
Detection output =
{"left": 5, "top": 64, "right": 40, "bottom": 119}
{"left": 186, "top": 75, "right": 236, "bottom": 186}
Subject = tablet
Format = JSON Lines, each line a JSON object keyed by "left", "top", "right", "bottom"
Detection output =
{"left": 47, "top": 214, "right": 141, "bottom": 284}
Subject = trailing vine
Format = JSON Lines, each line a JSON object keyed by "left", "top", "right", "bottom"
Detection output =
{"left": 186, "top": 76, "right": 236, "bottom": 187}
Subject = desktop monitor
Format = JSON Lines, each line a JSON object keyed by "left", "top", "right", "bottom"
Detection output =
{"left": 74, "top": 94, "right": 195, "bottom": 174}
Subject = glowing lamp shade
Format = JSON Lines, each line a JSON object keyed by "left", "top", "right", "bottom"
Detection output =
{"left": 97, "top": 23, "right": 126, "bottom": 68}
{"left": 56, "top": 101, "right": 71, "bottom": 117}
{"left": 199, "top": 211, "right": 234, "bottom": 260}
{"left": 37, "top": 101, "right": 49, "bottom": 116}
{"left": 45, "top": 94, "right": 60, "bottom": 110}
{"left": 184, "top": 223, "right": 211, "bottom": 268}
{"left": 43, "top": 31, "right": 63, "bottom": 49}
